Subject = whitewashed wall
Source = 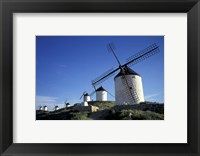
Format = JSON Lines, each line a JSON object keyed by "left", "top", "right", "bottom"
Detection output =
{"left": 44, "top": 106, "right": 48, "bottom": 111}
{"left": 96, "top": 91, "right": 107, "bottom": 101}
{"left": 83, "top": 101, "right": 89, "bottom": 106}
{"left": 84, "top": 95, "right": 90, "bottom": 102}
{"left": 115, "top": 75, "right": 144, "bottom": 105}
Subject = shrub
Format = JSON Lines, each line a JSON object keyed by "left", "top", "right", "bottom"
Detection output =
{"left": 105, "top": 109, "right": 164, "bottom": 120}
{"left": 119, "top": 110, "right": 164, "bottom": 120}
{"left": 89, "top": 101, "right": 116, "bottom": 110}
{"left": 70, "top": 111, "right": 89, "bottom": 120}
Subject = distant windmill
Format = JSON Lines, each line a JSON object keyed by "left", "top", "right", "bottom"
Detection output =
{"left": 80, "top": 91, "right": 91, "bottom": 102}
{"left": 80, "top": 91, "right": 90, "bottom": 106}
{"left": 64, "top": 99, "right": 71, "bottom": 108}
{"left": 39, "top": 106, "right": 43, "bottom": 111}
{"left": 92, "top": 43, "right": 160, "bottom": 105}
{"left": 54, "top": 105, "right": 59, "bottom": 111}
{"left": 90, "top": 86, "right": 115, "bottom": 101}
{"left": 43, "top": 105, "right": 48, "bottom": 111}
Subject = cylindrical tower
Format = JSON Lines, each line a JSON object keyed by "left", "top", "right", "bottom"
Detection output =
{"left": 114, "top": 66, "right": 144, "bottom": 105}
{"left": 43, "top": 105, "right": 48, "bottom": 111}
{"left": 83, "top": 101, "right": 88, "bottom": 106}
{"left": 55, "top": 106, "right": 59, "bottom": 110}
{"left": 84, "top": 93, "right": 91, "bottom": 102}
{"left": 65, "top": 103, "right": 71, "bottom": 108}
{"left": 96, "top": 86, "right": 108, "bottom": 101}
{"left": 39, "top": 106, "right": 43, "bottom": 110}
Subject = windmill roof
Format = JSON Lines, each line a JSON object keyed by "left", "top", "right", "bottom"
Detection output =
{"left": 114, "top": 66, "right": 140, "bottom": 79}
{"left": 96, "top": 86, "right": 106, "bottom": 91}
{"left": 84, "top": 93, "right": 89, "bottom": 96}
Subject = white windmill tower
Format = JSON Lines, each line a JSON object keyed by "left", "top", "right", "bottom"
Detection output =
{"left": 39, "top": 106, "right": 43, "bottom": 111}
{"left": 114, "top": 66, "right": 144, "bottom": 105}
{"left": 54, "top": 105, "right": 59, "bottom": 111}
{"left": 89, "top": 86, "right": 115, "bottom": 102}
{"left": 80, "top": 91, "right": 90, "bottom": 106}
{"left": 64, "top": 99, "right": 71, "bottom": 108}
{"left": 96, "top": 86, "right": 107, "bottom": 101}
{"left": 91, "top": 43, "right": 160, "bottom": 105}
{"left": 43, "top": 105, "right": 48, "bottom": 111}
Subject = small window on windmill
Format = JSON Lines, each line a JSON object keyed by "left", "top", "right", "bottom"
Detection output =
{"left": 132, "top": 76, "right": 135, "bottom": 78}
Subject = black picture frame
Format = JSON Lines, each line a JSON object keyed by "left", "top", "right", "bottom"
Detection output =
{"left": 0, "top": 0, "right": 200, "bottom": 155}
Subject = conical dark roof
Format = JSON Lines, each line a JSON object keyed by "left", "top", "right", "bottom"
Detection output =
{"left": 84, "top": 93, "right": 89, "bottom": 96}
{"left": 114, "top": 66, "right": 140, "bottom": 79}
{"left": 96, "top": 86, "right": 106, "bottom": 91}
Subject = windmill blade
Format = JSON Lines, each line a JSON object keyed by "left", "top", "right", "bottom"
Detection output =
{"left": 124, "top": 43, "right": 160, "bottom": 67}
{"left": 92, "top": 83, "right": 97, "bottom": 91}
{"left": 91, "top": 67, "right": 119, "bottom": 87}
{"left": 89, "top": 90, "right": 96, "bottom": 97}
{"left": 107, "top": 42, "right": 116, "bottom": 53}
{"left": 80, "top": 91, "right": 86, "bottom": 99}
{"left": 80, "top": 94, "right": 84, "bottom": 99}
{"left": 106, "top": 90, "right": 115, "bottom": 98}
{"left": 107, "top": 43, "right": 121, "bottom": 66}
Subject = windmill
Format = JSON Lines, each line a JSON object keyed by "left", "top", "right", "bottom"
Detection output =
{"left": 80, "top": 91, "right": 91, "bottom": 102}
{"left": 54, "top": 105, "right": 59, "bottom": 111}
{"left": 64, "top": 99, "right": 71, "bottom": 108}
{"left": 90, "top": 86, "right": 115, "bottom": 101}
{"left": 43, "top": 105, "right": 48, "bottom": 111}
{"left": 91, "top": 43, "right": 160, "bottom": 105}
{"left": 80, "top": 91, "right": 90, "bottom": 106}
{"left": 39, "top": 106, "right": 43, "bottom": 111}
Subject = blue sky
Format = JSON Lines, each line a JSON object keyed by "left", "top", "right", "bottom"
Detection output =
{"left": 36, "top": 36, "right": 164, "bottom": 110}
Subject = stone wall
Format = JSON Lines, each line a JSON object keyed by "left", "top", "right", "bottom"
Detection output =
{"left": 72, "top": 105, "right": 99, "bottom": 112}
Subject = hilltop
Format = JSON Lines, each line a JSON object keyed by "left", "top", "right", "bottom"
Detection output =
{"left": 36, "top": 101, "right": 164, "bottom": 120}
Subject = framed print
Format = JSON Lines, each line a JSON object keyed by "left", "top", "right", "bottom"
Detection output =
{"left": 0, "top": 0, "right": 200, "bottom": 156}
{"left": 14, "top": 14, "right": 185, "bottom": 144}
{"left": 35, "top": 35, "right": 164, "bottom": 121}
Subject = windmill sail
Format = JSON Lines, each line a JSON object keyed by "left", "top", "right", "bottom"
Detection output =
{"left": 107, "top": 90, "right": 115, "bottom": 98}
{"left": 124, "top": 43, "right": 159, "bottom": 67}
{"left": 80, "top": 91, "right": 86, "bottom": 99}
{"left": 92, "top": 68, "right": 119, "bottom": 87}
{"left": 89, "top": 90, "right": 96, "bottom": 97}
{"left": 107, "top": 43, "right": 121, "bottom": 66}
